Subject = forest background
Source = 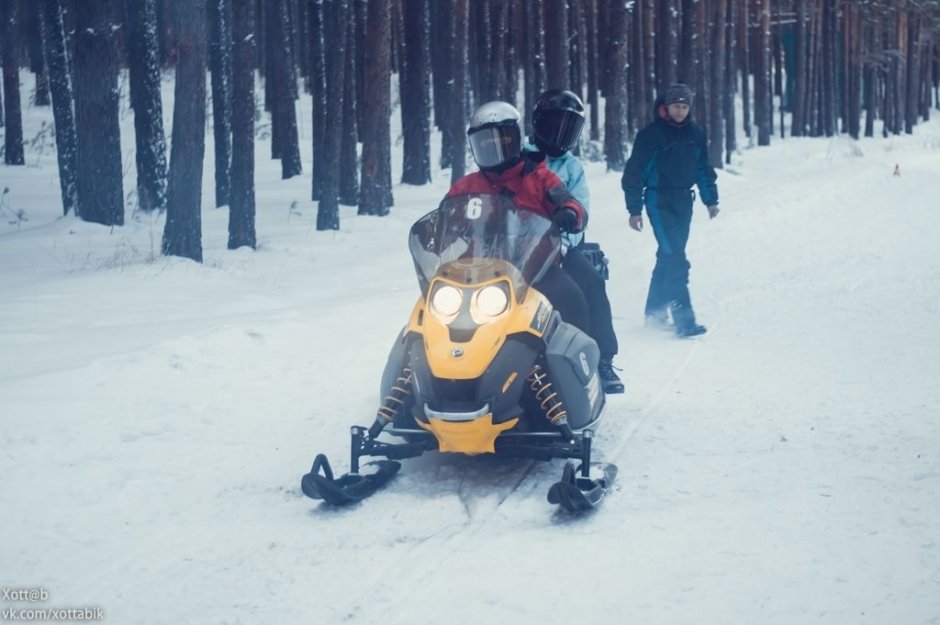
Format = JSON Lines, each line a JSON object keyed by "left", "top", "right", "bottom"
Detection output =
{"left": 1, "top": 0, "right": 939, "bottom": 261}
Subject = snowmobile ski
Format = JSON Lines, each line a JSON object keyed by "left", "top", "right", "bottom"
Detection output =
{"left": 547, "top": 461, "right": 618, "bottom": 513}
{"left": 300, "top": 453, "right": 401, "bottom": 506}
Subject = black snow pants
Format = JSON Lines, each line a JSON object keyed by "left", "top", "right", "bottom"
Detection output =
{"left": 534, "top": 264, "right": 591, "bottom": 336}
{"left": 644, "top": 188, "right": 697, "bottom": 328}
{"left": 563, "top": 243, "right": 619, "bottom": 359}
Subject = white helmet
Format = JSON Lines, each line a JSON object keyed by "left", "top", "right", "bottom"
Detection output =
{"left": 467, "top": 101, "right": 523, "bottom": 172}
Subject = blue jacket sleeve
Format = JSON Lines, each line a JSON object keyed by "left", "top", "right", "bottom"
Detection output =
{"left": 695, "top": 129, "right": 719, "bottom": 207}
{"left": 621, "top": 129, "right": 655, "bottom": 216}
{"left": 563, "top": 155, "right": 590, "bottom": 213}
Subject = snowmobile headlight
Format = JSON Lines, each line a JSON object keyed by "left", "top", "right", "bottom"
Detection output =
{"left": 431, "top": 284, "right": 463, "bottom": 320}
{"left": 471, "top": 283, "right": 509, "bottom": 322}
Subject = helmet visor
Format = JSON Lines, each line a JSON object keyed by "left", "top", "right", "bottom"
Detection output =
{"left": 534, "top": 109, "right": 585, "bottom": 153}
{"left": 468, "top": 125, "right": 520, "bottom": 169}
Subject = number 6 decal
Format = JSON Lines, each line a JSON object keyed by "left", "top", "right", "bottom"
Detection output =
{"left": 467, "top": 197, "right": 483, "bottom": 219}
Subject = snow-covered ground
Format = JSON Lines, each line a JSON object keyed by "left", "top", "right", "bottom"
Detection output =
{"left": 2, "top": 71, "right": 940, "bottom": 624}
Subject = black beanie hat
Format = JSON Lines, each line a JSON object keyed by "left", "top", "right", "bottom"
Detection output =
{"left": 664, "top": 83, "right": 694, "bottom": 106}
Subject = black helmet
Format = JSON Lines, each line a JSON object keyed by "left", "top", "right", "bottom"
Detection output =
{"left": 467, "top": 101, "right": 523, "bottom": 172}
{"left": 532, "top": 89, "right": 585, "bottom": 157}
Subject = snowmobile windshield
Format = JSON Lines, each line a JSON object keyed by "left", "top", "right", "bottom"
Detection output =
{"left": 409, "top": 194, "right": 561, "bottom": 301}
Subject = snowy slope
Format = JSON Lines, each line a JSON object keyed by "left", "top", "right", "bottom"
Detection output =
{"left": 2, "top": 72, "right": 940, "bottom": 624}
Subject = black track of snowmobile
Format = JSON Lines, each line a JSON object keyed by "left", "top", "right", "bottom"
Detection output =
{"left": 547, "top": 461, "right": 618, "bottom": 513}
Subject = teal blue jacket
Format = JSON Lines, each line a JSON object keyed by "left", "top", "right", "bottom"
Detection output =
{"left": 524, "top": 143, "right": 590, "bottom": 246}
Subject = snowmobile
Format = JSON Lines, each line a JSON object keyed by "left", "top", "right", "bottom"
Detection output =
{"left": 301, "top": 194, "right": 617, "bottom": 513}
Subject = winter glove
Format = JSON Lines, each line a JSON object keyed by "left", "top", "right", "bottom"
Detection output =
{"left": 629, "top": 214, "right": 644, "bottom": 232}
{"left": 707, "top": 205, "right": 720, "bottom": 219}
{"left": 553, "top": 207, "right": 581, "bottom": 234}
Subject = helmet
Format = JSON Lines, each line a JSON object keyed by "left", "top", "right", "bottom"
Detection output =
{"left": 467, "top": 101, "right": 523, "bottom": 172}
{"left": 532, "top": 89, "right": 585, "bottom": 157}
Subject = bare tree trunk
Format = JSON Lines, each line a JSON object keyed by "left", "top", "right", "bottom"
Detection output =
{"left": 339, "top": 4, "right": 359, "bottom": 205}
{"left": 448, "top": 0, "right": 469, "bottom": 184}
{"left": 432, "top": 0, "right": 453, "bottom": 166}
{"left": 25, "top": 0, "right": 50, "bottom": 106}
{"left": 545, "top": 0, "right": 568, "bottom": 89}
{"left": 724, "top": 0, "right": 736, "bottom": 163}
{"left": 605, "top": 0, "right": 628, "bottom": 171}
{"left": 317, "top": 0, "right": 346, "bottom": 227}
{"left": 586, "top": 0, "right": 600, "bottom": 140}
{"left": 633, "top": 0, "right": 650, "bottom": 127}
{"left": 39, "top": 0, "right": 78, "bottom": 214}
{"left": 659, "top": 0, "right": 678, "bottom": 88}
{"left": 739, "top": 0, "right": 751, "bottom": 138}
{"left": 208, "top": 0, "right": 233, "bottom": 206}
{"left": 756, "top": 0, "right": 771, "bottom": 145}
{"left": 272, "top": 0, "right": 302, "bottom": 178}
{"left": 904, "top": 13, "right": 919, "bottom": 133}
{"left": 163, "top": 0, "right": 207, "bottom": 261}
{"left": 359, "top": 0, "right": 394, "bottom": 214}
{"left": 73, "top": 0, "right": 123, "bottom": 225}
{"left": 228, "top": 0, "right": 256, "bottom": 250}
{"left": 401, "top": 0, "right": 431, "bottom": 185}
{"left": 126, "top": 0, "right": 168, "bottom": 213}
{"left": 709, "top": 0, "right": 726, "bottom": 169}
{"left": 1, "top": 0, "right": 24, "bottom": 165}
{"left": 309, "top": 0, "right": 326, "bottom": 201}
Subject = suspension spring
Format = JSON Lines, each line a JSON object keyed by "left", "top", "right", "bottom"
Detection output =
{"left": 527, "top": 365, "right": 568, "bottom": 425}
{"left": 376, "top": 367, "right": 413, "bottom": 425}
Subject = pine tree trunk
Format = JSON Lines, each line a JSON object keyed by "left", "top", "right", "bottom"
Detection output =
{"left": 545, "top": 0, "right": 568, "bottom": 89}
{"left": 126, "top": 0, "right": 168, "bottom": 213}
{"left": 904, "top": 14, "right": 919, "bottom": 134}
{"left": 73, "top": 0, "right": 123, "bottom": 224}
{"left": 309, "top": 0, "right": 326, "bottom": 201}
{"left": 724, "top": 0, "right": 736, "bottom": 163}
{"left": 604, "top": 0, "right": 628, "bottom": 171}
{"left": 39, "top": 0, "right": 78, "bottom": 214}
{"left": 448, "top": 0, "right": 469, "bottom": 184}
{"left": 339, "top": 4, "right": 359, "bottom": 205}
{"left": 228, "top": 0, "right": 256, "bottom": 250}
{"left": 792, "top": 0, "right": 806, "bottom": 136}
{"left": 163, "top": 0, "right": 207, "bottom": 261}
{"left": 401, "top": 0, "right": 431, "bottom": 185}
{"left": 738, "top": 0, "right": 751, "bottom": 138}
{"left": 586, "top": 0, "right": 600, "bottom": 140}
{"left": 632, "top": 0, "right": 649, "bottom": 128}
{"left": 756, "top": 0, "right": 771, "bottom": 145}
{"left": 272, "top": 0, "right": 301, "bottom": 178}
{"left": 679, "top": 0, "right": 694, "bottom": 80}
{"left": 660, "top": 0, "right": 678, "bottom": 89}
{"left": 208, "top": 0, "right": 233, "bottom": 206}
{"left": 709, "top": 0, "right": 726, "bottom": 169}
{"left": 1, "top": 0, "right": 24, "bottom": 165}
{"left": 317, "top": 0, "right": 346, "bottom": 227}
{"left": 25, "top": 0, "right": 51, "bottom": 106}
{"left": 359, "top": 0, "right": 393, "bottom": 215}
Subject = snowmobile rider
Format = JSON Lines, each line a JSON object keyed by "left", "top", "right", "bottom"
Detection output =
{"left": 524, "top": 89, "right": 624, "bottom": 394}
{"left": 621, "top": 83, "right": 719, "bottom": 338}
{"left": 448, "top": 100, "right": 590, "bottom": 335}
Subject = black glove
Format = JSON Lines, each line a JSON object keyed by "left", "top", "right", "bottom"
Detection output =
{"left": 553, "top": 207, "right": 581, "bottom": 234}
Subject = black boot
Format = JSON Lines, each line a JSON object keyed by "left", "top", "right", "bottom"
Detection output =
{"left": 676, "top": 323, "right": 707, "bottom": 338}
{"left": 598, "top": 358, "right": 625, "bottom": 394}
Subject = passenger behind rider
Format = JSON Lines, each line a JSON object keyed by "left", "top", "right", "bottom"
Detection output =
{"left": 523, "top": 89, "right": 624, "bottom": 394}
{"left": 446, "top": 101, "right": 590, "bottom": 334}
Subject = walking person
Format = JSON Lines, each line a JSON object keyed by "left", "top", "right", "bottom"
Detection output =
{"left": 621, "top": 84, "right": 719, "bottom": 338}
{"left": 526, "top": 89, "right": 624, "bottom": 394}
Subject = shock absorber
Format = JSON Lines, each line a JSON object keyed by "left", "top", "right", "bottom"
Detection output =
{"left": 368, "top": 367, "right": 413, "bottom": 439}
{"left": 527, "top": 365, "right": 575, "bottom": 441}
